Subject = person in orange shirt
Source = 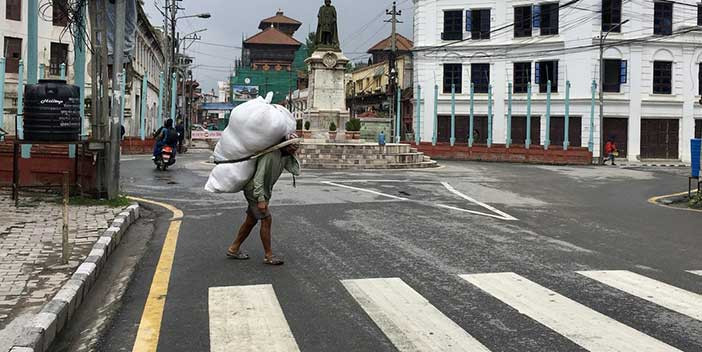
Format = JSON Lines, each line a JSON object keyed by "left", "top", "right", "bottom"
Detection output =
{"left": 604, "top": 137, "right": 618, "bottom": 166}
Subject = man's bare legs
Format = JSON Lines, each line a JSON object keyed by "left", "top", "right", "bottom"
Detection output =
{"left": 260, "top": 216, "right": 273, "bottom": 259}
{"left": 229, "top": 212, "right": 257, "bottom": 254}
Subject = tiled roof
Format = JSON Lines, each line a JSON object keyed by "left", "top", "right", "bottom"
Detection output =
{"left": 368, "top": 34, "right": 414, "bottom": 52}
{"left": 259, "top": 12, "right": 302, "bottom": 27}
{"left": 244, "top": 27, "right": 302, "bottom": 46}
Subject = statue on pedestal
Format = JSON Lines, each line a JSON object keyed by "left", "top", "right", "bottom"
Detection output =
{"left": 315, "top": 0, "right": 340, "bottom": 51}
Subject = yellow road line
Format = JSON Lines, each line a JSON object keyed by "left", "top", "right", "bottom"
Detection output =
{"left": 647, "top": 191, "right": 702, "bottom": 213}
{"left": 127, "top": 196, "right": 183, "bottom": 352}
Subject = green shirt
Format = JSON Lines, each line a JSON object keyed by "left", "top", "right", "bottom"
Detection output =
{"left": 244, "top": 149, "right": 300, "bottom": 203}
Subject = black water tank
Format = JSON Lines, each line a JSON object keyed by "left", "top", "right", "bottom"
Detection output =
{"left": 23, "top": 79, "right": 81, "bottom": 141}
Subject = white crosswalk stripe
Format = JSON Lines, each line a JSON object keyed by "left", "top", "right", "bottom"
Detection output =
{"left": 460, "top": 272, "right": 683, "bottom": 352}
{"left": 578, "top": 270, "right": 702, "bottom": 321}
{"left": 688, "top": 270, "right": 702, "bottom": 277}
{"left": 341, "top": 277, "right": 492, "bottom": 352}
{"left": 208, "top": 285, "right": 300, "bottom": 352}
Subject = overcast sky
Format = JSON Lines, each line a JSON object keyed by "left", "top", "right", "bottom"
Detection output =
{"left": 143, "top": 0, "right": 414, "bottom": 94}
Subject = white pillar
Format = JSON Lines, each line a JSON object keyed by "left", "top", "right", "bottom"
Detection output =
{"left": 628, "top": 45, "right": 643, "bottom": 161}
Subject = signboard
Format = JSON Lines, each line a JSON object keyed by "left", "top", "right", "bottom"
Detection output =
{"left": 233, "top": 85, "right": 259, "bottom": 101}
{"left": 192, "top": 130, "right": 223, "bottom": 140}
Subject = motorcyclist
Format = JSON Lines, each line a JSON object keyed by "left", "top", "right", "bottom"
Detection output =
{"left": 152, "top": 118, "right": 179, "bottom": 160}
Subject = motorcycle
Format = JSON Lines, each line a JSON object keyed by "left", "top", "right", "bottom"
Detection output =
{"left": 154, "top": 145, "right": 176, "bottom": 171}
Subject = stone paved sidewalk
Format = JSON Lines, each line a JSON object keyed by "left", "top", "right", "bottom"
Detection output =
{"left": 0, "top": 195, "right": 125, "bottom": 349}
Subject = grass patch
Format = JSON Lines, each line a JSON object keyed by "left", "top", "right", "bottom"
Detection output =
{"left": 64, "top": 195, "right": 132, "bottom": 208}
{"left": 689, "top": 192, "right": 702, "bottom": 209}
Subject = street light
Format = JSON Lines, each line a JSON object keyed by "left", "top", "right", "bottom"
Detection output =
{"left": 177, "top": 13, "right": 211, "bottom": 20}
{"left": 599, "top": 19, "right": 629, "bottom": 164}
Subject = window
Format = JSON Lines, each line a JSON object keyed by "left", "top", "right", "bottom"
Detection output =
{"left": 471, "top": 63, "right": 490, "bottom": 93}
{"left": 654, "top": 2, "right": 673, "bottom": 35}
{"left": 698, "top": 4, "right": 702, "bottom": 26}
{"left": 50, "top": 43, "right": 69, "bottom": 76}
{"left": 539, "top": 3, "right": 559, "bottom": 35}
{"left": 442, "top": 10, "right": 463, "bottom": 40}
{"left": 653, "top": 61, "right": 672, "bottom": 94}
{"left": 700, "top": 63, "right": 702, "bottom": 95}
{"left": 443, "top": 64, "right": 462, "bottom": 94}
{"left": 514, "top": 6, "right": 532, "bottom": 38}
{"left": 603, "top": 59, "right": 626, "bottom": 93}
{"left": 3, "top": 37, "right": 22, "bottom": 73}
{"left": 6, "top": 0, "right": 21, "bottom": 20}
{"left": 53, "top": 0, "right": 69, "bottom": 27}
{"left": 470, "top": 9, "right": 491, "bottom": 40}
{"left": 536, "top": 61, "right": 558, "bottom": 93}
{"left": 602, "top": 0, "right": 622, "bottom": 32}
{"left": 513, "top": 62, "right": 531, "bottom": 93}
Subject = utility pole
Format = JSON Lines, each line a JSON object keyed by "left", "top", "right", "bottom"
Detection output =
{"left": 385, "top": 1, "right": 402, "bottom": 142}
{"left": 108, "top": 0, "right": 126, "bottom": 199}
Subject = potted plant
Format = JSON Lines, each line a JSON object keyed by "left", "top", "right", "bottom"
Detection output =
{"left": 303, "top": 121, "right": 312, "bottom": 139}
{"left": 345, "top": 120, "right": 355, "bottom": 140}
{"left": 296, "top": 119, "right": 303, "bottom": 136}
{"left": 328, "top": 122, "right": 337, "bottom": 141}
{"left": 349, "top": 118, "right": 362, "bottom": 139}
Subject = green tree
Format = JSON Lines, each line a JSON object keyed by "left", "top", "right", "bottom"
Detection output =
{"left": 306, "top": 32, "right": 317, "bottom": 58}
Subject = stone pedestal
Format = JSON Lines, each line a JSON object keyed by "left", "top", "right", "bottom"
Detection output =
{"left": 305, "top": 50, "right": 350, "bottom": 136}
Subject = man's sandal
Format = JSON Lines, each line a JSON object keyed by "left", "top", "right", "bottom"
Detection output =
{"left": 226, "top": 250, "right": 250, "bottom": 260}
{"left": 263, "top": 256, "right": 284, "bottom": 265}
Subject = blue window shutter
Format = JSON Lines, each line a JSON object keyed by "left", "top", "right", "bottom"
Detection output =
{"left": 466, "top": 10, "right": 472, "bottom": 32}
{"left": 620, "top": 60, "right": 627, "bottom": 84}
{"left": 533, "top": 5, "right": 541, "bottom": 28}
{"left": 535, "top": 62, "right": 540, "bottom": 83}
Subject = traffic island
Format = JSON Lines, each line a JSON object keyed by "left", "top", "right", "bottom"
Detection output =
{"left": 0, "top": 196, "right": 139, "bottom": 352}
{"left": 649, "top": 191, "right": 702, "bottom": 212}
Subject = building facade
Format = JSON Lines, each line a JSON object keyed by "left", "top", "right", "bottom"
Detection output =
{"left": 123, "top": 2, "right": 166, "bottom": 137}
{"left": 414, "top": 0, "right": 702, "bottom": 162}
{"left": 1, "top": 0, "right": 92, "bottom": 134}
{"left": 230, "top": 11, "right": 305, "bottom": 105}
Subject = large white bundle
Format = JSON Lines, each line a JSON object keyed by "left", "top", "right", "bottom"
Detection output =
{"left": 205, "top": 94, "right": 295, "bottom": 193}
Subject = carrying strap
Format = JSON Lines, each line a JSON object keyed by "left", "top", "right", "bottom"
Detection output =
{"left": 213, "top": 138, "right": 303, "bottom": 165}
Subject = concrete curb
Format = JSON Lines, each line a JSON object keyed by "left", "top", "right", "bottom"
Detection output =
{"left": 9, "top": 203, "right": 141, "bottom": 352}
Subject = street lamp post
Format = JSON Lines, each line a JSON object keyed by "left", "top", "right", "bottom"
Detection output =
{"left": 599, "top": 19, "right": 629, "bottom": 164}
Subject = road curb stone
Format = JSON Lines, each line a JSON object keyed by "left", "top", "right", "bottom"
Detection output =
{"left": 9, "top": 203, "right": 141, "bottom": 352}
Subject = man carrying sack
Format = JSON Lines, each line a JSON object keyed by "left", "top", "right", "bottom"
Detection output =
{"left": 226, "top": 133, "right": 301, "bottom": 265}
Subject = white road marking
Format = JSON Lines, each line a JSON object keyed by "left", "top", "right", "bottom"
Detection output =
{"left": 434, "top": 203, "right": 516, "bottom": 221}
{"left": 460, "top": 273, "right": 682, "bottom": 352}
{"left": 441, "top": 182, "right": 518, "bottom": 221}
{"left": 578, "top": 270, "right": 702, "bottom": 321}
{"left": 688, "top": 271, "right": 702, "bottom": 277}
{"left": 342, "top": 278, "right": 491, "bottom": 352}
{"left": 323, "top": 180, "right": 517, "bottom": 221}
{"left": 208, "top": 285, "right": 300, "bottom": 352}
{"left": 321, "top": 181, "right": 409, "bottom": 201}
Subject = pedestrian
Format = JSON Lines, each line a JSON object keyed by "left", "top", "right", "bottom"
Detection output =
{"left": 604, "top": 137, "right": 618, "bottom": 166}
{"left": 226, "top": 133, "right": 301, "bottom": 265}
{"left": 378, "top": 130, "right": 386, "bottom": 154}
{"left": 176, "top": 119, "right": 185, "bottom": 153}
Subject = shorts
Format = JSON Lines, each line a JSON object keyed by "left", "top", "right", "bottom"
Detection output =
{"left": 244, "top": 190, "right": 271, "bottom": 220}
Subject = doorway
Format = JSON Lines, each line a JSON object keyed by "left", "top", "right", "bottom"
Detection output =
{"left": 641, "top": 119, "right": 679, "bottom": 159}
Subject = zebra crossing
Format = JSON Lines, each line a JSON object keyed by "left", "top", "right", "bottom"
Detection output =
{"left": 207, "top": 270, "right": 702, "bottom": 351}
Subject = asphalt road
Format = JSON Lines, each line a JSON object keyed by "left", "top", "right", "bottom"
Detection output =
{"left": 91, "top": 151, "right": 701, "bottom": 351}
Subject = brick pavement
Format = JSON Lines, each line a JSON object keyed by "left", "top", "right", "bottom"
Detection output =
{"left": 0, "top": 196, "right": 124, "bottom": 329}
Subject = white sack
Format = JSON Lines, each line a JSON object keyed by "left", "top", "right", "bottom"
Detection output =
{"left": 205, "top": 95, "right": 296, "bottom": 193}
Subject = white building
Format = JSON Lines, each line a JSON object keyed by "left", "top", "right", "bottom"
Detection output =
{"left": 413, "top": 0, "right": 702, "bottom": 162}
{"left": 0, "top": 0, "right": 92, "bottom": 134}
{"left": 216, "top": 80, "right": 230, "bottom": 120}
{"left": 1, "top": 1, "right": 165, "bottom": 139}
{"left": 123, "top": 3, "right": 166, "bottom": 137}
